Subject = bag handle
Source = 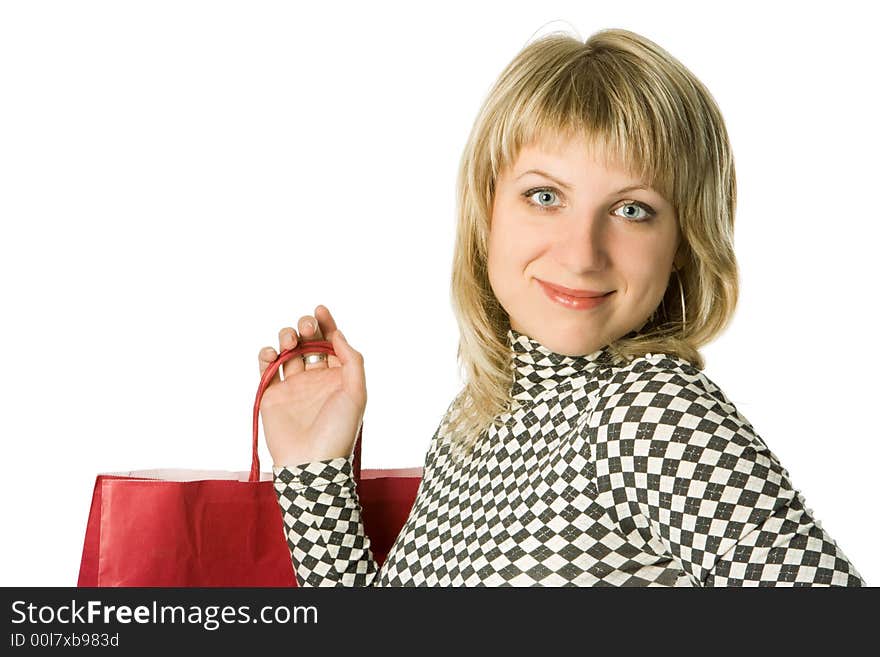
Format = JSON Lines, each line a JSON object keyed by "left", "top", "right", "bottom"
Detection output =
{"left": 250, "top": 340, "right": 362, "bottom": 484}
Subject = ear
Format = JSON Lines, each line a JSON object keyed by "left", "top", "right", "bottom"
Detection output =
{"left": 672, "top": 239, "right": 687, "bottom": 271}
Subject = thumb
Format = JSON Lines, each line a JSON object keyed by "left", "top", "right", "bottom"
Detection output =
{"left": 332, "top": 329, "right": 365, "bottom": 392}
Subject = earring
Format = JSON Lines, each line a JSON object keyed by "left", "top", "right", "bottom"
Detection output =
{"left": 675, "top": 268, "right": 687, "bottom": 332}
{"left": 635, "top": 268, "right": 687, "bottom": 337}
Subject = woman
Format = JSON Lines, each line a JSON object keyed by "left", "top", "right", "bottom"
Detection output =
{"left": 258, "top": 28, "right": 866, "bottom": 586}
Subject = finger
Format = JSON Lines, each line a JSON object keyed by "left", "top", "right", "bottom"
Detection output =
{"left": 315, "top": 305, "right": 342, "bottom": 368}
{"left": 278, "top": 326, "right": 303, "bottom": 379}
{"left": 331, "top": 328, "right": 365, "bottom": 396}
{"left": 298, "top": 314, "right": 324, "bottom": 342}
{"left": 315, "top": 304, "right": 339, "bottom": 339}
{"left": 298, "top": 315, "right": 328, "bottom": 371}
{"left": 258, "top": 346, "right": 282, "bottom": 388}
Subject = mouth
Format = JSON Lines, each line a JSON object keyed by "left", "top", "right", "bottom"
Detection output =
{"left": 535, "top": 278, "right": 614, "bottom": 298}
{"left": 536, "top": 279, "right": 615, "bottom": 311}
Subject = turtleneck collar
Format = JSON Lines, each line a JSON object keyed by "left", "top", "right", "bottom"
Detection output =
{"left": 507, "top": 327, "right": 612, "bottom": 403}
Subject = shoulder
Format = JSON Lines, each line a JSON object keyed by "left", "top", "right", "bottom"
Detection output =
{"left": 593, "top": 351, "right": 737, "bottom": 423}
{"left": 588, "top": 351, "right": 773, "bottom": 462}
{"left": 585, "top": 353, "right": 798, "bottom": 516}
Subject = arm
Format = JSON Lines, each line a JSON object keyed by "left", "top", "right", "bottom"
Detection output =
{"left": 273, "top": 453, "right": 380, "bottom": 587}
{"left": 272, "top": 404, "right": 453, "bottom": 587}
{"left": 592, "top": 359, "right": 867, "bottom": 586}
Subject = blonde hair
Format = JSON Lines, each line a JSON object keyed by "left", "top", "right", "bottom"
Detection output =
{"left": 444, "top": 27, "right": 739, "bottom": 459}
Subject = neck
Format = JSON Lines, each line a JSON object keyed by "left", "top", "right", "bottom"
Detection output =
{"left": 507, "top": 327, "right": 610, "bottom": 403}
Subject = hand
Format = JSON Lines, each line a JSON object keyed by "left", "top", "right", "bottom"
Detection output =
{"left": 257, "top": 304, "right": 366, "bottom": 468}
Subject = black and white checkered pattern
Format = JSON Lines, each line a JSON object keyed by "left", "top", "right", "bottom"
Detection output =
{"left": 273, "top": 328, "right": 866, "bottom": 586}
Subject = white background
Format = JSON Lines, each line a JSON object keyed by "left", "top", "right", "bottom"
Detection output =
{"left": 1, "top": 0, "right": 876, "bottom": 586}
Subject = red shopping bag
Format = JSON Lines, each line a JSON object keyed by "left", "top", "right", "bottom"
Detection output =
{"left": 77, "top": 339, "right": 423, "bottom": 587}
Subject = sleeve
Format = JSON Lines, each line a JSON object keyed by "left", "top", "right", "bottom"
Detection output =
{"left": 272, "top": 453, "right": 380, "bottom": 587}
{"left": 592, "top": 358, "right": 867, "bottom": 587}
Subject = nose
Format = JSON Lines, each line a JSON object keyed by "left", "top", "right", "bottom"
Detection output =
{"left": 553, "top": 214, "right": 607, "bottom": 273}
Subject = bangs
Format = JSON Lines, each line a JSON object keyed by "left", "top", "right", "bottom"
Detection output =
{"left": 488, "top": 54, "right": 686, "bottom": 208}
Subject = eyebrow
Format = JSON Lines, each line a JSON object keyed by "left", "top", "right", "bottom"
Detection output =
{"left": 515, "top": 168, "right": 651, "bottom": 195}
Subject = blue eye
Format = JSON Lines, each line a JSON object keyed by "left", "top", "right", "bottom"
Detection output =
{"left": 524, "top": 187, "right": 563, "bottom": 210}
{"left": 521, "top": 186, "right": 656, "bottom": 222}
{"left": 613, "top": 202, "right": 654, "bottom": 222}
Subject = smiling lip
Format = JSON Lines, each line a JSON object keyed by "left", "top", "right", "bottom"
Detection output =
{"left": 535, "top": 279, "right": 611, "bottom": 298}
{"left": 537, "top": 279, "right": 615, "bottom": 311}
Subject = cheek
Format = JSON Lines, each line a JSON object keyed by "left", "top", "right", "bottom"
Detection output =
{"left": 617, "top": 244, "right": 671, "bottom": 295}
{"left": 487, "top": 231, "right": 514, "bottom": 293}
{"left": 487, "top": 221, "right": 536, "bottom": 304}
{"left": 486, "top": 225, "right": 506, "bottom": 295}
{"left": 488, "top": 214, "right": 523, "bottom": 268}
{"left": 490, "top": 231, "right": 536, "bottom": 291}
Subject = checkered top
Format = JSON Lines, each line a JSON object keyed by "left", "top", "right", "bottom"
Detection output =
{"left": 272, "top": 328, "right": 866, "bottom": 586}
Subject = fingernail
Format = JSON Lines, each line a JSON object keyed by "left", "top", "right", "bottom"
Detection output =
{"left": 310, "top": 319, "right": 317, "bottom": 332}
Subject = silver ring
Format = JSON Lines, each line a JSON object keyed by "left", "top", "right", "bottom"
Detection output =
{"left": 302, "top": 352, "right": 328, "bottom": 365}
